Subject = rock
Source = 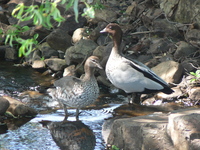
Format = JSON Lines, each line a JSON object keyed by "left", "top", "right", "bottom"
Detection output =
{"left": 44, "top": 58, "right": 66, "bottom": 71}
{"left": 104, "top": 107, "right": 200, "bottom": 150}
{"left": 0, "top": 97, "right": 10, "bottom": 115}
{"left": 46, "top": 29, "right": 72, "bottom": 52}
{"left": 156, "top": 87, "right": 183, "bottom": 99}
{"left": 189, "top": 87, "right": 200, "bottom": 101}
{"left": 72, "top": 28, "right": 86, "bottom": 43}
{"left": 59, "top": 15, "right": 87, "bottom": 35}
{"left": 92, "top": 46, "right": 104, "bottom": 60}
{"left": 3, "top": 96, "right": 37, "bottom": 117}
{"left": 185, "top": 29, "right": 200, "bottom": 47}
{"left": 40, "top": 44, "right": 59, "bottom": 59}
{"left": 63, "top": 65, "right": 76, "bottom": 77}
{"left": 152, "top": 60, "right": 183, "bottom": 84}
{"left": 0, "top": 11, "right": 9, "bottom": 24}
{"left": 181, "top": 59, "right": 199, "bottom": 73}
{"left": 89, "top": 9, "right": 117, "bottom": 24}
{"left": 105, "top": 114, "right": 174, "bottom": 150}
{"left": 167, "top": 108, "right": 200, "bottom": 150}
{"left": 65, "top": 39, "right": 98, "bottom": 65}
{"left": 160, "top": 0, "right": 200, "bottom": 26}
{"left": 5, "top": 47, "right": 18, "bottom": 60}
{"left": 152, "top": 19, "right": 181, "bottom": 38}
{"left": 147, "top": 38, "right": 171, "bottom": 54}
{"left": 32, "top": 60, "right": 46, "bottom": 69}
{"left": 174, "top": 41, "right": 197, "bottom": 60}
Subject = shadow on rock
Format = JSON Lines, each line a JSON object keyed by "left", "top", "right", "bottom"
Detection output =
{"left": 40, "top": 120, "right": 96, "bottom": 150}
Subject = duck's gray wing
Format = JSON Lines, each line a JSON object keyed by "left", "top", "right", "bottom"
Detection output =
{"left": 124, "top": 57, "right": 174, "bottom": 94}
{"left": 54, "top": 76, "right": 82, "bottom": 88}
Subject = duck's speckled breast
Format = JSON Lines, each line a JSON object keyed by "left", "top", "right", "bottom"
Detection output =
{"left": 56, "top": 78, "right": 99, "bottom": 108}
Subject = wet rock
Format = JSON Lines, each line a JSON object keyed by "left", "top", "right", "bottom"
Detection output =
{"left": 44, "top": 58, "right": 66, "bottom": 71}
{"left": 152, "top": 60, "right": 183, "bottom": 84}
{"left": 46, "top": 29, "right": 72, "bottom": 52}
{"left": 167, "top": 108, "right": 200, "bottom": 150}
{"left": 104, "top": 114, "right": 174, "bottom": 150}
{"left": 32, "top": 60, "right": 46, "bottom": 69}
{"left": 174, "top": 41, "right": 197, "bottom": 61}
{"left": 3, "top": 96, "right": 37, "bottom": 117}
{"left": 0, "top": 97, "right": 10, "bottom": 115}
{"left": 65, "top": 39, "right": 98, "bottom": 65}
{"left": 104, "top": 107, "right": 200, "bottom": 150}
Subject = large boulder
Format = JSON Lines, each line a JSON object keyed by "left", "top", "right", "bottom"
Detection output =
{"left": 3, "top": 96, "right": 37, "bottom": 117}
{"left": 65, "top": 39, "right": 98, "bottom": 65}
{"left": 151, "top": 60, "right": 183, "bottom": 84}
{"left": 46, "top": 29, "right": 72, "bottom": 52}
{"left": 103, "top": 108, "right": 200, "bottom": 150}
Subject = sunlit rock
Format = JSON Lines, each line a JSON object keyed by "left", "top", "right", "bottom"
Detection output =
{"left": 152, "top": 60, "right": 183, "bottom": 84}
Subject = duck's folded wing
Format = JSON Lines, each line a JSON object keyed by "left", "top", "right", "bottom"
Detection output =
{"left": 124, "top": 57, "right": 169, "bottom": 87}
{"left": 54, "top": 76, "right": 82, "bottom": 88}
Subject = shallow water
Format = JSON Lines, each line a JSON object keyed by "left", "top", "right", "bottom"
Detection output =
{"left": 0, "top": 60, "right": 124, "bottom": 150}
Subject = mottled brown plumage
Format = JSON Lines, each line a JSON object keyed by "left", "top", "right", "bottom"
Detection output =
{"left": 49, "top": 56, "right": 102, "bottom": 120}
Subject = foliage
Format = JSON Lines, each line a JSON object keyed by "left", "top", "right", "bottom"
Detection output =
{"left": 12, "top": 2, "right": 65, "bottom": 29}
{"left": 111, "top": 145, "right": 120, "bottom": 150}
{"left": 4, "top": 25, "right": 39, "bottom": 57}
{"left": 3, "top": 0, "right": 97, "bottom": 57}
{"left": 190, "top": 70, "right": 200, "bottom": 83}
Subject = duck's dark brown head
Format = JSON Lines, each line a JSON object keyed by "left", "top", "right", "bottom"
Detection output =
{"left": 100, "top": 23, "right": 123, "bottom": 48}
{"left": 100, "top": 23, "right": 122, "bottom": 37}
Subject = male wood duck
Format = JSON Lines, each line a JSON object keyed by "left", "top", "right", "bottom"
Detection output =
{"left": 49, "top": 56, "right": 102, "bottom": 120}
{"left": 100, "top": 23, "right": 174, "bottom": 104}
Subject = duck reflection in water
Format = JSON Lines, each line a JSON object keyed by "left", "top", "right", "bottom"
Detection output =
{"left": 40, "top": 120, "right": 96, "bottom": 150}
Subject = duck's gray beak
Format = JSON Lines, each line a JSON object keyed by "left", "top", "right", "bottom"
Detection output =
{"left": 97, "top": 63, "right": 103, "bottom": 69}
{"left": 100, "top": 28, "right": 106, "bottom": 33}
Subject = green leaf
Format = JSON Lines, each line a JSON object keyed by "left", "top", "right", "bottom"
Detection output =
{"left": 73, "top": 0, "right": 79, "bottom": 22}
{"left": 190, "top": 79, "right": 196, "bottom": 82}
{"left": 190, "top": 72, "right": 196, "bottom": 76}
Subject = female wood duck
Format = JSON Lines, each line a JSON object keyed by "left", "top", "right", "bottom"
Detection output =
{"left": 100, "top": 23, "right": 174, "bottom": 104}
{"left": 49, "top": 56, "right": 102, "bottom": 120}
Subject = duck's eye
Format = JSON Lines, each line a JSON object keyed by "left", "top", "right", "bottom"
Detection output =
{"left": 91, "top": 59, "right": 97, "bottom": 63}
{"left": 109, "top": 25, "right": 113, "bottom": 30}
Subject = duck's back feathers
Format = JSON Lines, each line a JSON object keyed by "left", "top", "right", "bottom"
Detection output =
{"left": 54, "top": 76, "right": 81, "bottom": 89}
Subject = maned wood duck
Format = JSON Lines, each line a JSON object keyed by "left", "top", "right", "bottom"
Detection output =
{"left": 100, "top": 23, "right": 174, "bottom": 104}
{"left": 48, "top": 56, "right": 102, "bottom": 120}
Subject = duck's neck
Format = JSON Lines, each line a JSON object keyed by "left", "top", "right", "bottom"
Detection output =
{"left": 111, "top": 32, "right": 122, "bottom": 56}
{"left": 83, "top": 66, "right": 95, "bottom": 81}
{"left": 110, "top": 34, "right": 122, "bottom": 58}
